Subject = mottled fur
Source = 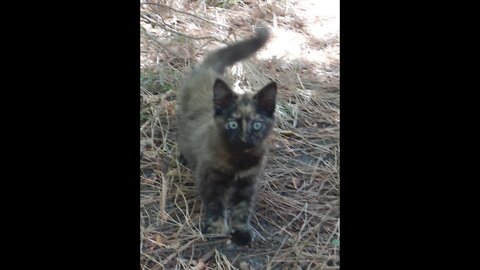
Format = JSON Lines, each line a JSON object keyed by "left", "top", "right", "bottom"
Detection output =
{"left": 176, "top": 26, "right": 277, "bottom": 246}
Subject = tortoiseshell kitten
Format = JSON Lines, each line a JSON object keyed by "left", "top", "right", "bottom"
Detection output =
{"left": 176, "top": 26, "right": 276, "bottom": 246}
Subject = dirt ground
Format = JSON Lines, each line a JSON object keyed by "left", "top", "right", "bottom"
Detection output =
{"left": 140, "top": 1, "right": 339, "bottom": 269}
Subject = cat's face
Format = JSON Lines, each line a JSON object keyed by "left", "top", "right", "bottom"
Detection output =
{"left": 213, "top": 79, "right": 277, "bottom": 150}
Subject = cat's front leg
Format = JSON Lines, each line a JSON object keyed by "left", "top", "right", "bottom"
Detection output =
{"left": 198, "top": 168, "right": 232, "bottom": 237}
{"left": 229, "top": 176, "right": 257, "bottom": 246}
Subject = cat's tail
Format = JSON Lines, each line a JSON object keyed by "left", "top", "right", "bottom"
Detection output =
{"left": 200, "top": 25, "right": 270, "bottom": 74}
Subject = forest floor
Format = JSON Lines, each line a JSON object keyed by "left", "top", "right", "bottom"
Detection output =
{"left": 140, "top": 1, "right": 339, "bottom": 269}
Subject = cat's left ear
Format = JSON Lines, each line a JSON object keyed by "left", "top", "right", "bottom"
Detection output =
{"left": 254, "top": 82, "right": 277, "bottom": 117}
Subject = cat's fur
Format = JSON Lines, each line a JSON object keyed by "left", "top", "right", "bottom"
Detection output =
{"left": 176, "top": 26, "right": 277, "bottom": 246}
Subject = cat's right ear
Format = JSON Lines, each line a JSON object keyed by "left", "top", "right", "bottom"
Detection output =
{"left": 254, "top": 81, "right": 277, "bottom": 117}
{"left": 213, "top": 79, "right": 236, "bottom": 115}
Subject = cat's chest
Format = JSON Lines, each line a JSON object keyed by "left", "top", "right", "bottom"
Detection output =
{"left": 228, "top": 150, "right": 265, "bottom": 179}
{"left": 230, "top": 152, "right": 262, "bottom": 171}
{"left": 213, "top": 148, "right": 265, "bottom": 178}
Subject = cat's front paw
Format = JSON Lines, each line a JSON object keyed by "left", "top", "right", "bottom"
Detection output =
{"left": 202, "top": 218, "right": 228, "bottom": 238}
{"left": 230, "top": 225, "right": 253, "bottom": 246}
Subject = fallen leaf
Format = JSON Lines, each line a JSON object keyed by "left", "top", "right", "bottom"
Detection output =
{"left": 291, "top": 177, "right": 300, "bottom": 189}
{"left": 168, "top": 241, "right": 180, "bottom": 249}
{"left": 195, "top": 261, "right": 205, "bottom": 270}
{"left": 239, "top": 261, "right": 249, "bottom": 270}
{"left": 155, "top": 234, "right": 162, "bottom": 245}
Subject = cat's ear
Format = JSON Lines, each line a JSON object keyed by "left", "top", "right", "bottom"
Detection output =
{"left": 213, "top": 79, "right": 236, "bottom": 115}
{"left": 254, "top": 82, "right": 277, "bottom": 117}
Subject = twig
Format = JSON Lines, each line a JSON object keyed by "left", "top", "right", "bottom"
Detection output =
{"left": 141, "top": 2, "right": 230, "bottom": 29}
{"left": 272, "top": 202, "right": 308, "bottom": 236}
{"left": 160, "top": 238, "right": 197, "bottom": 266}
{"left": 267, "top": 235, "right": 290, "bottom": 270}
{"left": 141, "top": 197, "right": 160, "bottom": 207}
{"left": 141, "top": 27, "right": 183, "bottom": 58}
{"left": 141, "top": 13, "right": 225, "bottom": 43}
{"left": 195, "top": 249, "right": 215, "bottom": 269}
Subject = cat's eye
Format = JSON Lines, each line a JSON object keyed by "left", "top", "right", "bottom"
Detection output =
{"left": 227, "top": 120, "right": 238, "bottom": 129}
{"left": 252, "top": 121, "right": 263, "bottom": 131}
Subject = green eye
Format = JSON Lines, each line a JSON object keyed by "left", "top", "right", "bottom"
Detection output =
{"left": 252, "top": 121, "right": 263, "bottom": 131}
{"left": 227, "top": 120, "right": 238, "bottom": 129}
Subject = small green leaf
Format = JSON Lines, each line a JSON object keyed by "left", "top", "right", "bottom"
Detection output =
{"left": 331, "top": 239, "right": 340, "bottom": 247}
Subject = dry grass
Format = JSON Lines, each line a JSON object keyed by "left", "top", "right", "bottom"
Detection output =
{"left": 140, "top": 0, "right": 339, "bottom": 269}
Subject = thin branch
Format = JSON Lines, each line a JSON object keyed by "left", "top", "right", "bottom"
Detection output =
{"left": 141, "top": 13, "right": 225, "bottom": 43}
{"left": 141, "top": 27, "right": 183, "bottom": 58}
{"left": 160, "top": 238, "right": 197, "bottom": 266}
{"left": 141, "top": 2, "right": 230, "bottom": 29}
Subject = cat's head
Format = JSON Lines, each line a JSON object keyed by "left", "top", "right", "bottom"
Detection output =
{"left": 213, "top": 78, "right": 277, "bottom": 150}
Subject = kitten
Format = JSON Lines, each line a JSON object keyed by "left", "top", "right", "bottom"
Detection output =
{"left": 176, "top": 25, "right": 277, "bottom": 246}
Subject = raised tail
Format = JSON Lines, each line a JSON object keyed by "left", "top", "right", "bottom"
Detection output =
{"left": 200, "top": 25, "right": 270, "bottom": 74}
